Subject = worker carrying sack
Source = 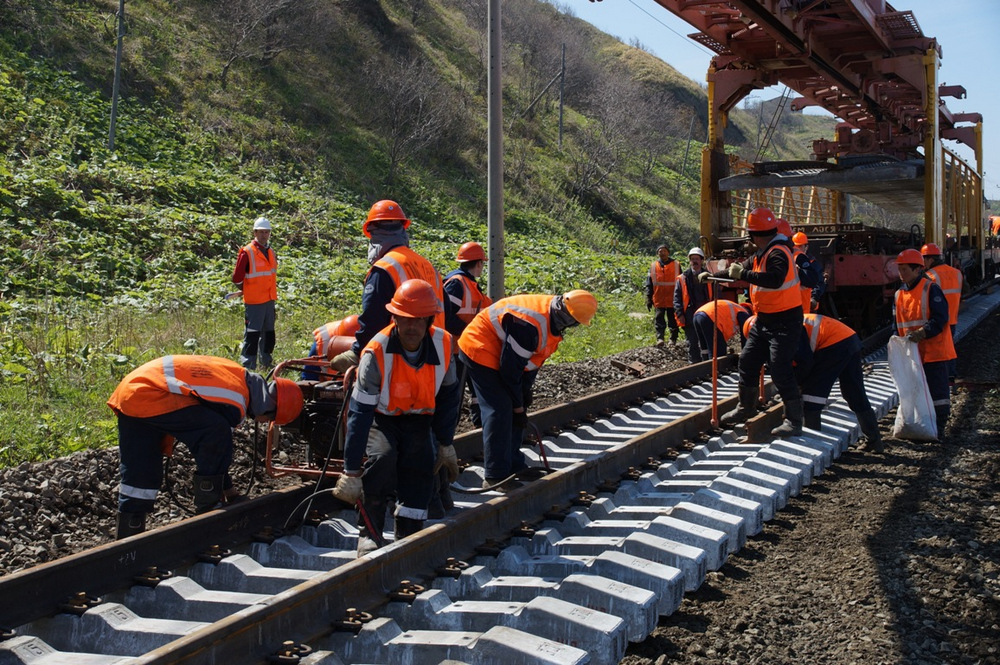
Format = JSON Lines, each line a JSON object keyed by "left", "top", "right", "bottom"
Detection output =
{"left": 887, "top": 335, "right": 937, "bottom": 441}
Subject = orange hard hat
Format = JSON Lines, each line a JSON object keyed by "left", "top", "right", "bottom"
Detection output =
{"left": 456, "top": 241, "right": 486, "bottom": 262}
{"left": 562, "top": 289, "right": 598, "bottom": 326}
{"left": 776, "top": 219, "right": 792, "bottom": 238}
{"left": 272, "top": 378, "right": 304, "bottom": 426}
{"left": 747, "top": 207, "right": 778, "bottom": 233}
{"left": 363, "top": 200, "right": 411, "bottom": 237}
{"left": 792, "top": 232, "right": 809, "bottom": 246}
{"left": 895, "top": 248, "right": 924, "bottom": 266}
{"left": 920, "top": 242, "right": 942, "bottom": 257}
{"left": 742, "top": 314, "right": 757, "bottom": 339}
{"left": 386, "top": 279, "right": 442, "bottom": 318}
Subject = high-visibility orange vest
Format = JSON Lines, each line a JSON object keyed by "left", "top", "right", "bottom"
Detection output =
{"left": 750, "top": 244, "right": 801, "bottom": 313}
{"left": 107, "top": 355, "right": 250, "bottom": 419}
{"left": 241, "top": 242, "right": 277, "bottom": 305}
{"left": 445, "top": 273, "right": 492, "bottom": 324}
{"left": 458, "top": 294, "right": 563, "bottom": 371}
{"left": 371, "top": 246, "right": 446, "bottom": 329}
{"left": 676, "top": 275, "right": 712, "bottom": 326}
{"left": 802, "top": 314, "right": 856, "bottom": 351}
{"left": 926, "top": 264, "right": 963, "bottom": 326}
{"left": 894, "top": 278, "right": 956, "bottom": 363}
{"left": 694, "top": 299, "right": 744, "bottom": 341}
{"left": 313, "top": 317, "right": 361, "bottom": 357}
{"left": 649, "top": 259, "right": 679, "bottom": 308}
{"left": 352, "top": 325, "right": 453, "bottom": 416}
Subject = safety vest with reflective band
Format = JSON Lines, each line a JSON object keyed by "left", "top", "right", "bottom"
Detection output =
{"left": 241, "top": 242, "right": 277, "bottom": 305}
{"left": 649, "top": 259, "right": 679, "bottom": 308}
{"left": 793, "top": 248, "right": 813, "bottom": 312}
{"left": 352, "top": 325, "right": 453, "bottom": 415}
{"left": 802, "top": 314, "right": 855, "bottom": 352}
{"left": 107, "top": 355, "right": 250, "bottom": 419}
{"left": 926, "top": 264, "right": 963, "bottom": 326}
{"left": 458, "top": 294, "right": 562, "bottom": 372}
{"left": 313, "top": 319, "right": 355, "bottom": 358}
{"left": 676, "top": 275, "right": 712, "bottom": 325}
{"left": 445, "top": 273, "right": 492, "bottom": 324}
{"left": 750, "top": 244, "right": 801, "bottom": 313}
{"left": 894, "top": 277, "right": 957, "bottom": 363}
{"left": 694, "top": 300, "right": 744, "bottom": 341}
{"left": 370, "top": 246, "right": 446, "bottom": 329}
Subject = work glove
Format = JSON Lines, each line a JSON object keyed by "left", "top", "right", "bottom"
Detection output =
{"left": 434, "top": 445, "right": 460, "bottom": 482}
{"left": 646, "top": 298, "right": 653, "bottom": 311}
{"left": 907, "top": 327, "right": 927, "bottom": 343}
{"left": 331, "top": 348, "right": 360, "bottom": 373}
{"left": 697, "top": 271, "right": 711, "bottom": 284}
{"left": 728, "top": 262, "right": 744, "bottom": 280}
{"left": 331, "top": 472, "right": 363, "bottom": 504}
{"left": 512, "top": 410, "right": 529, "bottom": 430}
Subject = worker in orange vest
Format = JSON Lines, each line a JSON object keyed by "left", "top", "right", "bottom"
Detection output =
{"left": 921, "top": 242, "right": 963, "bottom": 383}
{"left": 232, "top": 216, "right": 278, "bottom": 370}
{"left": 331, "top": 280, "right": 461, "bottom": 555}
{"left": 331, "top": 200, "right": 447, "bottom": 373}
{"left": 793, "top": 314, "right": 882, "bottom": 452}
{"left": 705, "top": 207, "right": 804, "bottom": 436}
{"left": 792, "top": 231, "right": 825, "bottom": 312}
{"left": 645, "top": 244, "right": 680, "bottom": 347}
{"left": 991, "top": 215, "right": 1000, "bottom": 237}
{"left": 301, "top": 315, "right": 361, "bottom": 381}
{"left": 894, "top": 249, "right": 956, "bottom": 440}
{"left": 108, "top": 355, "right": 304, "bottom": 539}
{"left": 692, "top": 300, "right": 753, "bottom": 360}
{"left": 459, "top": 290, "right": 598, "bottom": 490}
{"left": 444, "top": 241, "right": 493, "bottom": 427}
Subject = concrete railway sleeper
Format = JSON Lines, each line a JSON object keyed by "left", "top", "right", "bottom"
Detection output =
{"left": 2, "top": 289, "right": 998, "bottom": 665}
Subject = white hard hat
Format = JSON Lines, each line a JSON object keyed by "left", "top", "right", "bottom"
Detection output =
{"left": 688, "top": 247, "right": 705, "bottom": 258}
{"left": 253, "top": 216, "right": 272, "bottom": 231}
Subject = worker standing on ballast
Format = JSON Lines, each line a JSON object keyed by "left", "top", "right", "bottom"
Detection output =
{"left": 645, "top": 244, "right": 680, "bottom": 347}
{"left": 705, "top": 207, "right": 804, "bottom": 436}
{"left": 108, "top": 355, "right": 303, "bottom": 539}
{"left": 444, "top": 241, "right": 492, "bottom": 427}
{"left": 921, "top": 242, "right": 963, "bottom": 384}
{"left": 232, "top": 216, "right": 278, "bottom": 370}
{"left": 674, "top": 247, "right": 712, "bottom": 363}
{"left": 792, "top": 231, "right": 825, "bottom": 312}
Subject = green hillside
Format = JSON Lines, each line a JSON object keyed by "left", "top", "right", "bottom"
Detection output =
{"left": 0, "top": 0, "right": 834, "bottom": 465}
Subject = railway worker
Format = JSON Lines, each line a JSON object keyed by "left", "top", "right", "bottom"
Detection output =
{"left": 674, "top": 247, "right": 712, "bottom": 363}
{"left": 232, "top": 216, "right": 278, "bottom": 371}
{"left": 443, "top": 241, "right": 493, "bottom": 427}
{"left": 705, "top": 207, "right": 805, "bottom": 436}
{"left": 921, "top": 242, "right": 963, "bottom": 382}
{"left": 331, "top": 280, "right": 461, "bottom": 555}
{"left": 793, "top": 314, "right": 882, "bottom": 452}
{"left": 692, "top": 300, "right": 753, "bottom": 360}
{"left": 645, "top": 244, "right": 681, "bottom": 347}
{"left": 331, "top": 200, "right": 446, "bottom": 373}
{"left": 458, "top": 290, "right": 598, "bottom": 489}
{"left": 301, "top": 315, "right": 361, "bottom": 381}
{"left": 108, "top": 355, "right": 304, "bottom": 539}
{"left": 792, "top": 232, "right": 825, "bottom": 312}
{"left": 991, "top": 215, "right": 1000, "bottom": 237}
{"left": 894, "top": 248, "right": 955, "bottom": 440}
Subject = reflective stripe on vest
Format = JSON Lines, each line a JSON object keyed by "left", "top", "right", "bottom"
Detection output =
{"left": 107, "top": 355, "right": 250, "bottom": 419}
{"left": 373, "top": 246, "right": 446, "bottom": 329}
{"left": 242, "top": 242, "right": 277, "bottom": 305}
{"left": 649, "top": 260, "right": 678, "bottom": 308}
{"left": 894, "top": 278, "right": 956, "bottom": 363}
{"left": 750, "top": 244, "right": 801, "bottom": 313}
{"left": 445, "top": 273, "right": 491, "bottom": 324}
{"left": 457, "top": 294, "right": 562, "bottom": 371}
{"left": 695, "top": 300, "right": 741, "bottom": 341}
{"left": 313, "top": 319, "right": 352, "bottom": 357}
{"left": 802, "top": 314, "right": 855, "bottom": 351}
{"left": 353, "top": 325, "right": 453, "bottom": 415}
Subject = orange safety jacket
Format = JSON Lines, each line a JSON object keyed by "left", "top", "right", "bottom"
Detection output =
{"left": 925, "top": 264, "right": 963, "bottom": 326}
{"left": 313, "top": 318, "right": 361, "bottom": 358}
{"left": 750, "top": 244, "right": 801, "bottom": 313}
{"left": 445, "top": 272, "right": 492, "bottom": 324}
{"left": 802, "top": 314, "right": 856, "bottom": 351}
{"left": 694, "top": 300, "right": 744, "bottom": 341}
{"left": 793, "top": 247, "right": 813, "bottom": 312}
{"left": 458, "top": 294, "right": 563, "bottom": 371}
{"left": 241, "top": 241, "right": 277, "bottom": 305}
{"left": 352, "top": 325, "right": 453, "bottom": 415}
{"left": 649, "top": 259, "right": 679, "bottom": 308}
{"left": 107, "top": 355, "right": 250, "bottom": 419}
{"left": 894, "top": 278, "right": 957, "bottom": 363}
{"left": 371, "top": 246, "right": 446, "bottom": 330}
{"left": 676, "top": 276, "right": 713, "bottom": 327}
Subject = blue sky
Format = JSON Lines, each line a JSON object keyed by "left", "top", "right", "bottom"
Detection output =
{"left": 558, "top": 0, "right": 999, "bottom": 200}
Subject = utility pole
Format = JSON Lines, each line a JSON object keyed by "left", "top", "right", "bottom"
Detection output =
{"left": 108, "top": 0, "right": 126, "bottom": 151}
{"left": 558, "top": 43, "right": 565, "bottom": 149}
{"left": 676, "top": 112, "right": 696, "bottom": 198}
{"left": 486, "top": 0, "right": 504, "bottom": 301}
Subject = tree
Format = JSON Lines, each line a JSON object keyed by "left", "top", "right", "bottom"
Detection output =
{"left": 213, "top": 0, "right": 299, "bottom": 89}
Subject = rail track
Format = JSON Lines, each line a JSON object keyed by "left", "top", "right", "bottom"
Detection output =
{"left": 2, "top": 289, "right": 999, "bottom": 665}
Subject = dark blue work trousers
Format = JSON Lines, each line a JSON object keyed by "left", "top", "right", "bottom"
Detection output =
{"left": 693, "top": 311, "right": 728, "bottom": 360}
{"left": 739, "top": 316, "right": 802, "bottom": 402}
{"left": 464, "top": 359, "right": 536, "bottom": 479}
{"left": 361, "top": 413, "right": 436, "bottom": 521}
{"left": 801, "top": 337, "right": 872, "bottom": 415}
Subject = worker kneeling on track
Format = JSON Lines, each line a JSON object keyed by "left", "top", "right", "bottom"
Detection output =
{"left": 108, "top": 355, "right": 304, "bottom": 540}
{"left": 794, "top": 314, "right": 882, "bottom": 452}
{"left": 458, "top": 290, "right": 598, "bottom": 490}
{"left": 331, "top": 279, "right": 461, "bottom": 556}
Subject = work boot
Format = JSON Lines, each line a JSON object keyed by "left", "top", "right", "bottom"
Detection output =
{"left": 721, "top": 385, "right": 759, "bottom": 425}
{"left": 934, "top": 405, "right": 950, "bottom": 441}
{"left": 116, "top": 512, "right": 147, "bottom": 540}
{"left": 771, "top": 399, "right": 804, "bottom": 437}
{"left": 857, "top": 409, "right": 883, "bottom": 453}
{"left": 803, "top": 409, "right": 822, "bottom": 432}
{"left": 357, "top": 499, "right": 386, "bottom": 556}
{"left": 192, "top": 474, "right": 225, "bottom": 514}
{"left": 655, "top": 337, "right": 665, "bottom": 348}
{"left": 394, "top": 516, "right": 424, "bottom": 541}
